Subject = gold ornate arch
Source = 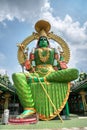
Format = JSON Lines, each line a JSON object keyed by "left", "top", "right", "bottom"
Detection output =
{"left": 17, "top": 20, "right": 70, "bottom": 64}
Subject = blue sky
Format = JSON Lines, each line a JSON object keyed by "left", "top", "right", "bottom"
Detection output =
{"left": 0, "top": 0, "right": 87, "bottom": 82}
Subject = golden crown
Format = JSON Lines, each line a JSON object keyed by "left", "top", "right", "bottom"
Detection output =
{"left": 35, "top": 20, "right": 51, "bottom": 37}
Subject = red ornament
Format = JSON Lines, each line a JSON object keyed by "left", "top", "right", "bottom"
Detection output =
{"left": 30, "top": 53, "right": 35, "bottom": 60}
{"left": 59, "top": 61, "right": 68, "bottom": 69}
{"left": 54, "top": 53, "right": 59, "bottom": 60}
{"left": 24, "top": 60, "right": 31, "bottom": 70}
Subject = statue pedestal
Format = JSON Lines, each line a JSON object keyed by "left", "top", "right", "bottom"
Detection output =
{"left": 8, "top": 114, "right": 38, "bottom": 124}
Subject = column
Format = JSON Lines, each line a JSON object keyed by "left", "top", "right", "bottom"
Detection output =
{"left": 4, "top": 93, "right": 10, "bottom": 109}
{"left": 79, "top": 91, "right": 87, "bottom": 115}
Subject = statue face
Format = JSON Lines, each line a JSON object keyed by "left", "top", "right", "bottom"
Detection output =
{"left": 38, "top": 36, "right": 49, "bottom": 47}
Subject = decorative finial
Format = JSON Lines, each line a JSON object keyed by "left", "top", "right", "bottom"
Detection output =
{"left": 35, "top": 20, "right": 51, "bottom": 37}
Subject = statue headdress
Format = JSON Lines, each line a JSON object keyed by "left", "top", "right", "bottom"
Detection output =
{"left": 35, "top": 20, "right": 51, "bottom": 38}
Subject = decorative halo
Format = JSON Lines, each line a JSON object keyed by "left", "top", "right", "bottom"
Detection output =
{"left": 17, "top": 20, "right": 70, "bottom": 64}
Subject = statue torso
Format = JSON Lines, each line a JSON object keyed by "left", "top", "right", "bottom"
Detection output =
{"left": 35, "top": 47, "right": 54, "bottom": 65}
{"left": 34, "top": 47, "right": 55, "bottom": 76}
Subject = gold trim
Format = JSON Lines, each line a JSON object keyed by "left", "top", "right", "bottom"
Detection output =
{"left": 17, "top": 33, "right": 39, "bottom": 64}
{"left": 38, "top": 48, "right": 50, "bottom": 63}
{"left": 37, "top": 64, "right": 52, "bottom": 68}
{"left": 48, "top": 33, "right": 70, "bottom": 63}
{"left": 38, "top": 82, "right": 70, "bottom": 120}
{"left": 24, "top": 107, "right": 36, "bottom": 112}
{"left": 36, "top": 64, "right": 54, "bottom": 76}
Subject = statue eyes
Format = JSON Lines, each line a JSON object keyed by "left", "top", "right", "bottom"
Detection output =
{"left": 40, "top": 37, "right": 47, "bottom": 41}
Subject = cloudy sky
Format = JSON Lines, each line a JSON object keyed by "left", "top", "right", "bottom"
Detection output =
{"left": 0, "top": 0, "right": 87, "bottom": 82}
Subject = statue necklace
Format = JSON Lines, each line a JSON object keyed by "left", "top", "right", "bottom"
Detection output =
{"left": 38, "top": 48, "right": 50, "bottom": 63}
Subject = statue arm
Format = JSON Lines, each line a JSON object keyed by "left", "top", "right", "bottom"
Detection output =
{"left": 59, "top": 52, "right": 68, "bottom": 69}
{"left": 53, "top": 49, "right": 60, "bottom": 70}
{"left": 24, "top": 59, "right": 31, "bottom": 71}
{"left": 24, "top": 47, "right": 37, "bottom": 72}
{"left": 53, "top": 49, "right": 68, "bottom": 70}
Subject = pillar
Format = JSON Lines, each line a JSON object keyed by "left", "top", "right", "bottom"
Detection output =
{"left": 65, "top": 101, "right": 70, "bottom": 117}
{"left": 79, "top": 91, "right": 87, "bottom": 115}
{"left": 4, "top": 93, "right": 10, "bottom": 109}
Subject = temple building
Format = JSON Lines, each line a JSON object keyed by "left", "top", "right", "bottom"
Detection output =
{"left": 0, "top": 74, "right": 19, "bottom": 117}
{"left": 69, "top": 72, "right": 87, "bottom": 116}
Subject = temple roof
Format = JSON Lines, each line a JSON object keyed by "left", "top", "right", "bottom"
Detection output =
{"left": 0, "top": 83, "right": 15, "bottom": 94}
{"left": 71, "top": 79, "right": 87, "bottom": 93}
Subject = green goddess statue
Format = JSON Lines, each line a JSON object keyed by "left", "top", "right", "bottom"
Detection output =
{"left": 12, "top": 20, "right": 79, "bottom": 121}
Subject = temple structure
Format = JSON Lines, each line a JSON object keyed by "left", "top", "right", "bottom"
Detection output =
{"left": 69, "top": 72, "right": 87, "bottom": 116}
{"left": 0, "top": 74, "right": 15, "bottom": 116}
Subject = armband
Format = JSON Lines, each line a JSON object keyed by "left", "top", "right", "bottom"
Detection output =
{"left": 30, "top": 53, "right": 35, "bottom": 60}
{"left": 24, "top": 60, "right": 31, "bottom": 70}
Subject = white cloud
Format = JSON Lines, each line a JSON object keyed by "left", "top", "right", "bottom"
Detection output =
{"left": 0, "top": 0, "right": 50, "bottom": 23}
{"left": 0, "top": 0, "right": 87, "bottom": 46}
{"left": 0, "top": 52, "right": 6, "bottom": 63}
{"left": 0, "top": 52, "right": 6, "bottom": 75}
{"left": 41, "top": 13, "right": 87, "bottom": 44}
{"left": 0, "top": 68, "right": 6, "bottom": 75}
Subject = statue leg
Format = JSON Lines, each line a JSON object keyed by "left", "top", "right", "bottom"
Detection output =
{"left": 12, "top": 72, "right": 36, "bottom": 118}
{"left": 46, "top": 68, "right": 79, "bottom": 82}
